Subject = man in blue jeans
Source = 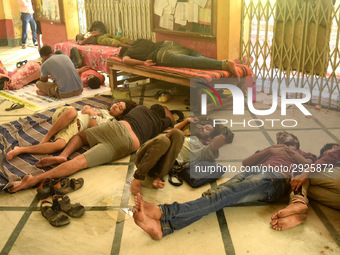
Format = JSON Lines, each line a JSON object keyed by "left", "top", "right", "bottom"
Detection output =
{"left": 18, "top": 0, "right": 37, "bottom": 49}
{"left": 132, "top": 131, "right": 317, "bottom": 239}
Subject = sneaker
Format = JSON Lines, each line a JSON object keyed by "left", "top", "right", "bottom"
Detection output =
{"left": 22, "top": 44, "right": 27, "bottom": 49}
{"left": 34, "top": 43, "right": 38, "bottom": 47}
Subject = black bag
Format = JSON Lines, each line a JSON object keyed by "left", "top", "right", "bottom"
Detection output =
{"left": 169, "top": 161, "right": 225, "bottom": 188}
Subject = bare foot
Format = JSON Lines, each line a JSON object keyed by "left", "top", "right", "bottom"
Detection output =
{"left": 271, "top": 202, "right": 308, "bottom": 220}
{"left": 223, "top": 60, "right": 240, "bottom": 82}
{"left": 134, "top": 193, "right": 162, "bottom": 220}
{"left": 152, "top": 177, "right": 165, "bottom": 189}
{"left": 130, "top": 179, "right": 142, "bottom": 195}
{"left": 6, "top": 147, "right": 21, "bottom": 161}
{"left": 36, "top": 90, "right": 47, "bottom": 96}
{"left": 271, "top": 214, "right": 307, "bottom": 231}
{"left": 36, "top": 156, "right": 67, "bottom": 168}
{"left": 8, "top": 175, "right": 36, "bottom": 192}
{"left": 133, "top": 193, "right": 163, "bottom": 240}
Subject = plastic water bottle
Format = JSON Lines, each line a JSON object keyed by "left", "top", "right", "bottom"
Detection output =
{"left": 117, "top": 27, "right": 122, "bottom": 36}
{"left": 123, "top": 79, "right": 129, "bottom": 88}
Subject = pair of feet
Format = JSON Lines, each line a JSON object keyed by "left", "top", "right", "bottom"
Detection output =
{"left": 132, "top": 193, "right": 163, "bottom": 240}
{"left": 130, "top": 178, "right": 165, "bottom": 195}
{"left": 270, "top": 202, "right": 308, "bottom": 231}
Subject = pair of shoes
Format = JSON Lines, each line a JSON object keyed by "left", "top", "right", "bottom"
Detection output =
{"left": 22, "top": 44, "right": 27, "bottom": 49}
{"left": 5, "top": 103, "right": 24, "bottom": 111}
{"left": 36, "top": 177, "right": 84, "bottom": 200}
{"left": 40, "top": 195, "right": 85, "bottom": 227}
{"left": 16, "top": 60, "right": 27, "bottom": 69}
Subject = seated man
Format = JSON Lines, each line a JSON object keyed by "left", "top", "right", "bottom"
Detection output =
{"left": 130, "top": 117, "right": 231, "bottom": 195}
{"left": 132, "top": 131, "right": 316, "bottom": 240}
{"left": 76, "top": 31, "right": 133, "bottom": 47}
{"left": 8, "top": 104, "right": 173, "bottom": 193}
{"left": 270, "top": 143, "right": 340, "bottom": 231}
{"left": 36, "top": 45, "right": 83, "bottom": 98}
{"left": 6, "top": 99, "right": 136, "bottom": 161}
{"left": 119, "top": 39, "right": 240, "bottom": 80}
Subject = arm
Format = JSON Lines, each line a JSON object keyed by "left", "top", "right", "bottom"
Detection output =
{"left": 77, "top": 66, "right": 91, "bottom": 75}
{"left": 242, "top": 145, "right": 291, "bottom": 166}
{"left": 81, "top": 105, "right": 100, "bottom": 128}
{"left": 40, "top": 76, "right": 48, "bottom": 82}
{"left": 78, "top": 31, "right": 100, "bottom": 45}
{"left": 122, "top": 56, "right": 156, "bottom": 67}
{"left": 174, "top": 117, "right": 199, "bottom": 130}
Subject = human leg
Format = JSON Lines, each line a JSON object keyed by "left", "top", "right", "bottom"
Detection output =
{"left": 28, "top": 14, "right": 37, "bottom": 44}
{"left": 36, "top": 81, "right": 59, "bottom": 98}
{"left": 159, "top": 172, "right": 287, "bottom": 236}
{"left": 36, "top": 131, "right": 87, "bottom": 168}
{"left": 9, "top": 154, "right": 88, "bottom": 192}
{"left": 6, "top": 139, "right": 66, "bottom": 161}
{"left": 131, "top": 135, "right": 171, "bottom": 195}
{"left": 41, "top": 107, "right": 78, "bottom": 144}
{"left": 21, "top": 13, "right": 29, "bottom": 46}
{"left": 148, "top": 129, "right": 184, "bottom": 181}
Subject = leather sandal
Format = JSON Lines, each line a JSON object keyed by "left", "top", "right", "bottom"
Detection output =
{"left": 36, "top": 178, "right": 54, "bottom": 200}
{"left": 53, "top": 177, "right": 84, "bottom": 195}
{"left": 40, "top": 200, "right": 70, "bottom": 227}
{"left": 53, "top": 195, "right": 85, "bottom": 218}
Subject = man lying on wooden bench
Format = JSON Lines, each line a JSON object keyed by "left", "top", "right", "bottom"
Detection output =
{"left": 119, "top": 39, "right": 240, "bottom": 81}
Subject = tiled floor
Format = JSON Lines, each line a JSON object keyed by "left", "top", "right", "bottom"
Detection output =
{"left": 0, "top": 46, "right": 339, "bottom": 255}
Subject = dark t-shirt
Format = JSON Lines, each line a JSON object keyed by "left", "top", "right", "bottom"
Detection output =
{"left": 123, "top": 105, "right": 172, "bottom": 144}
{"left": 123, "top": 39, "right": 163, "bottom": 63}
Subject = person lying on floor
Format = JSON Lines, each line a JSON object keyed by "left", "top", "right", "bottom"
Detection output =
{"left": 6, "top": 99, "right": 137, "bottom": 162}
{"left": 119, "top": 39, "right": 240, "bottom": 80}
{"left": 130, "top": 117, "right": 233, "bottom": 195}
{"left": 270, "top": 143, "right": 340, "bottom": 231}
{"left": 36, "top": 45, "right": 83, "bottom": 99}
{"left": 8, "top": 104, "right": 174, "bottom": 193}
{"left": 131, "top": 131, "right": 317, "bottom": 240}
{"left": 77, "top": 66, "right": 105, "bottom": 89}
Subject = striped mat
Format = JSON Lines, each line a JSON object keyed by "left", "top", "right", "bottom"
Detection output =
{"left": 0, "top": 94, "right": 112, "bottom": 191}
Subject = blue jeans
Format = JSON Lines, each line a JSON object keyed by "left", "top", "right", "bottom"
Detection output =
{"left": 21, "top": 13, "right": 37, "bottom": 44}
{"left": 157, "top": 41, "right": 222, "bottom": 70}
{"left": 159, "top": 170, "right": 288, "bottom": 236}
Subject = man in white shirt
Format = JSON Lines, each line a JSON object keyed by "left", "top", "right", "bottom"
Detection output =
{"left": 18, "top": 0, "right": 37, "bottom": 49}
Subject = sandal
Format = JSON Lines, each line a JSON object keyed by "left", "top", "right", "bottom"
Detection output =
{"left": 5, "top": 103, "right": 24, "bottom": 111}
{"left": 40, "top": 200, "right": 70, "bottom": 227}
{"left": 36, "top": 178, "right": 54, "bottom": 200}
{"left": 53, "top": 177, "right": 84, "bottom": 195}
{"left": 53, "top": 195, "right": 85, "bottom": 218}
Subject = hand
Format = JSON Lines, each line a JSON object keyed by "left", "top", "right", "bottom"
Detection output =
{"left": 290, "top": 172, "right": 310, "bottom": 191}
{"left": 268, "top": 145, "right": 291, "bottom": 157}
{"left": 81, "top": 105, "right": 96, "bottom": 116}
{"left": 90, "top": 31, "right": 100, "bottom": 36}
{"left": 190, "top": 117, "right": 199, "bottom": 124}
{"left": 144, "top": 60, "right": 156, "bottom": 67}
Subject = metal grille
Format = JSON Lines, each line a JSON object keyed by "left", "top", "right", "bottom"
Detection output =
{"left": 79, "top": 0, "right": 152, "bottom": 40}
{"left": 240, "top": 0, "right": 340, "bottom": 109}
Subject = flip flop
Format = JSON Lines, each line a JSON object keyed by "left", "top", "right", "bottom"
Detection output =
{"left": 5, "top": 103, "right": 24, "bottom": 111}
{"left": 40, "top": 200, "right": 70, "bottom": 227}
{"left": 53, "top": 195, "right": 85, "bottom": 218}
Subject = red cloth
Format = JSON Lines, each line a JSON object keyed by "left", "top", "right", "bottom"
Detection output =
{"left": 80, "top": 69, "right": 105, "bottom": 87}
{"left": 315, "top": 145, "right": 340, "bottom": 167}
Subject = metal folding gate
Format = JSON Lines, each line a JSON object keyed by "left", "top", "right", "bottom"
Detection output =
{"left": 240, "top": 0, "right": 340, "bottom": 109}
{"left": 77, "top": 0, "right": 153, "bottom": 41}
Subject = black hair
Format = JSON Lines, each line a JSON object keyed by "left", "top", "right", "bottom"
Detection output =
{"left": 109, "top": 99, "right": 137, "bottom": 120}
{"left": 119, "top": 46, "right": 129, "bottom": 58}
{"left": 88, "top": 76, "right": 101, "bottom": 89}
{"left": 319, "top": 143, "right": 338, "bottom": 158}
{"left": 39, "top": 45, "right": 53, "bottom": 57}
{"left": 76, "top": 33, "right": 84, "bottom": 41}
{"left": 150, "top": 104, "right": 166, "bottom": 118}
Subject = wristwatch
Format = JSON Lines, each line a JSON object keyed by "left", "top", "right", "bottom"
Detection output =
{"left": 91, "top": 115, "right": 97, "bottom": 119}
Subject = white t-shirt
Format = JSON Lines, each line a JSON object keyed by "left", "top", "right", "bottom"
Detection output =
{"left": 77, "top": 109, "right": 112, "bottom": 131}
